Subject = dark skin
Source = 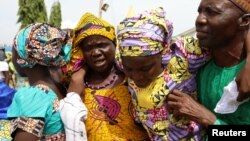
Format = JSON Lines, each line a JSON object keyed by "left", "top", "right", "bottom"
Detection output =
{"left": 12, "top": 49, "right": 65, "bottom": 141}
{"left": 68, "top": 35, "right": 125, "bottom": 94}
{"left": 122, "top": 53, "right": 163, "bottom": 88}
{"left": 236, "top": 32, "right": 250, "bottom": 101}
{"left": 168, "top": 0, "right": 250, "bottom": 127}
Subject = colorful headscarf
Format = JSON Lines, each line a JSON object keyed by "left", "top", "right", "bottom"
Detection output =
{"left": 63, "top": 12, "right": 116, "bottom": 73}
{"left": 117, "top": 7, "right": 173, "bottom": 57}
{"left": 115, "top": 7, "right": 173, "bottom": 70}
{"left": 13, "top": 23, "right": 72, "bottom": 68}
{"left": 229, "top": 0, "right": 250, "bottom": 13}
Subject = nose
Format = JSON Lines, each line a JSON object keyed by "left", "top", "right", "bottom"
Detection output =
{"left": 195, "top": 13, "right": 207, "bottom": 28}
{"left": 91, "top": 48, "right": 102, "bottom": 57}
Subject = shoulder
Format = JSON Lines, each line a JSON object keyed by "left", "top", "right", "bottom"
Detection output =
{"left": 8, "top": 85, "right": 58, "bottom": 118}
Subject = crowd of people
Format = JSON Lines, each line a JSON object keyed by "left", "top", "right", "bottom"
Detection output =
{"left": 0, "top": 0, "right": 250, "bottom": 141}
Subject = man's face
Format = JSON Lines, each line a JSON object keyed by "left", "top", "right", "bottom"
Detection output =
{"left": 195, "top": 0, "right": 243, "bottom": 49}
{"left": 79, "top": 35, "right": 115, "bottom": 72}
{"left": 122, "top": 53, "right": 163, "bottom": 88}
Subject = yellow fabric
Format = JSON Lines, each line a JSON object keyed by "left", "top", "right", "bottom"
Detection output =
{"left": 0, "top": 120, "right": 12, "bottom": 140}
{"left": 82, "top": 83, "right": 148, "bottom": 141}
{"left": 73, "top": 12, "right": 116, "bottom": 47}
{"left": 135, "top": 72, "right": 168, "bottom": 109}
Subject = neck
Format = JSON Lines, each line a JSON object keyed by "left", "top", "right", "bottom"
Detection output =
{"left": 26, "top": 67, "right": 64, "bottom": 99}
{"left": 87, "top": 66, "right": 114, "bottom": 84}
{"left": 212, "top": 33, "right": 246, "bottom": 67}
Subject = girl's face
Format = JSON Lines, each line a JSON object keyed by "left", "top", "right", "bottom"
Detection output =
{"left": 79, "top": 35, "right": 116, "bottom": 73}
{"left": 122, "top": 53, "right": 163, "bottom": 88}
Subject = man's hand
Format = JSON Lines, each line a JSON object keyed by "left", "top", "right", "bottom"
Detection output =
{"left": 168, "top": 90, "right": 216, "bottom": 127}
{"left": 236, "top": 31, "right": 250, "bottom": 101}
{"left": 236, "top": 62, "right": 250, "bottom": 101}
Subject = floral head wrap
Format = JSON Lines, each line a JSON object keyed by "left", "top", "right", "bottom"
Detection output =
{"left": 116, "top": 7, "right": 173, "bottom": 69}
{"left": 229, "top": 0, "right": 250, "bottom": 13}
{"left": 13, "top": 23, "right": 72, "bottom": 68}
{"left": 63, "top": 12, "right": 116, "bottom": 73}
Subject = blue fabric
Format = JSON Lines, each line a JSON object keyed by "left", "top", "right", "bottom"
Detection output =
{"left": 0, "top": 81, "right": 16, "bottom": 119}
{"left": 7, "top": 86, "right": 64, "bottom": 134}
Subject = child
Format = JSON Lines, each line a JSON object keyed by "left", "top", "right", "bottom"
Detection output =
{"left": 7, "top": 23, "right": 72, "bottom": 141}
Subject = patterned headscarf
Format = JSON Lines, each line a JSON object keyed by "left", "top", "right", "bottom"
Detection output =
{"left": 13, "top": 23, "right": 72, "bottom": 68}
{"left": 117, "top": 7, "right": 173, "bottom": 57}
{"left": 63, "top": 12, "right": 116, "bottom": 73}
{"left": 116, "top": 7, "right": 173, "bottom": 69}
{"left": 229, "top": 0, "right": 250, "bottom": 13}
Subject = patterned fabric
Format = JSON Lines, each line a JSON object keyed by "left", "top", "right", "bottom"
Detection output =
{"left": 63, "top": 12, "right": 116, "bottom": 74}
{"left": 124, "top": 36, "right": 209, "bottom": 141}
{"left": 0, "top": 120, "right": 12, "bottom": 141}
{"left": 198, "top": 60, "right": 250, "bottom": 125}
{"left": 10, "top": 117, "right": 44, "bottom": 138}
{"left": 7, "top": 84, "right": 65, "bottom": 140}
{"left": 13, "top": 23, "right": 72, "bottom": 68}
{"left": 229, "top": 0, "right": 250, "bottom": 13}
{"left": 82, "top": 82, "right": 149, "bottom": 141}
{"left": 117, "top": 7, "right": 173, "bottom": 57}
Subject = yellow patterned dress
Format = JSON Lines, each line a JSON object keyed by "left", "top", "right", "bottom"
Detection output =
{"left": 0, "top": 120, "right": 12, "bottom": 141}
{"left": 82, "top": 82, "right": 149, "bottom": 141}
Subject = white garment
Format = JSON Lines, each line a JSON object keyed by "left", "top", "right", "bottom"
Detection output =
{"left": 0, "top": 61, "right": 9, "bottom": 81}
{"left": 214, "top": 79, "right": 249, "bottom": 114}
{"left": 59, "top": 92, "right": 88, "bottom": 141}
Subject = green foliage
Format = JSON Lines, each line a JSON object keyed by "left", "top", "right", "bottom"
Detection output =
{"left": 49, "top": 1, "right": 62, "bottom": 28}
{"left": 17, "top": 0, "right": 48, "bottom": 29}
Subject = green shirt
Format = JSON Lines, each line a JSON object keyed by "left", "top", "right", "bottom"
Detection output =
{"left": 198, "top": 60, "right": 250, "bottom": 125}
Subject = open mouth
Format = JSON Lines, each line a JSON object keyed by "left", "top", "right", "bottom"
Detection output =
{"left": 93, "top": 59, "right": 106, "bottom": 67}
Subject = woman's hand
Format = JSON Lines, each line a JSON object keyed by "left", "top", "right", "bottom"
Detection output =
{"left": 67, "top": 66, "right": 87, "bottom": 96}
{"left": 167, "top": 89, "right": 216, "bottom": 127}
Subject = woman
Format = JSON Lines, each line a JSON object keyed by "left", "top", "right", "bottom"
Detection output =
{"left": 7, "top": 23, "right": 72, "bottom": 141}
{"left": 65, "top": 12, "right": 149, "bottom": 141}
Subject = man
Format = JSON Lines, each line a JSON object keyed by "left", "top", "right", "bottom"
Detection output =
{"left": 168, "top": 0, "right": 250, "bottom": 126}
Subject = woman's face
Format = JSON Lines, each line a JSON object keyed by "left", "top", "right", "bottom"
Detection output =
{"left": 79, "top": 35, "right": 116, "bottom": 72}
{"left": 122, "top": 53, "right": 163, "bottom": 88}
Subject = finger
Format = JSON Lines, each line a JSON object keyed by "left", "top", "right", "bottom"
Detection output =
{"left": 173, "top": 89, "right": 186, "bottom": 97}
{"left": 237, "top": 93, "right": 248, "bottom": 102}
{"left": 168, "top": 101, "right": 180, "bottom": 108}
{"left": 167, "top": 93, "right": 182, "bottom": 102}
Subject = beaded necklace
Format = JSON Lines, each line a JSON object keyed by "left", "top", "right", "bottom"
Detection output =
{"left": 84, "top": 68, "right": 118, "bottom": 89}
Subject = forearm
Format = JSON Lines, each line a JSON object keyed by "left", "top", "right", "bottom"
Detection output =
{"left": 67, "top": 68, "right": 87, "bottom": 97}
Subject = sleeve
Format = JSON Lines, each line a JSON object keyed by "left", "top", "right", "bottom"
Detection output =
{"left": 170, "top": 36, "right": 211, "bottom": 72}
{"left": 7, "top": 86, "right": 56, "bottom": 138}
{"left": 7, "top": 86, "right": 54, "bottom": 118}
{"left": 10, "top": 117, "right": 45, "bottom": 138}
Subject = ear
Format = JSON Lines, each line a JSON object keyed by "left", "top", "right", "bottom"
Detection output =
{"left": 239, "top": 14, "right": 250, "bottom": 27}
